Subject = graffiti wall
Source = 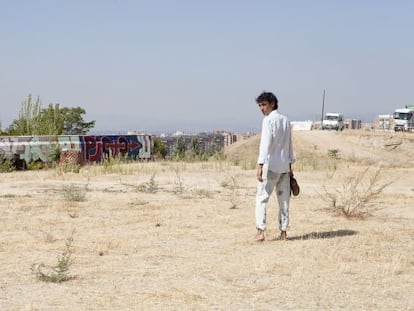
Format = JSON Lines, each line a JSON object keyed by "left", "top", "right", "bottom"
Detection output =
{"left": 0, "top": 135, "right": 58, "bottom": 163}
{"left": 0, "top": 135, "right": 152, "bottom": 164}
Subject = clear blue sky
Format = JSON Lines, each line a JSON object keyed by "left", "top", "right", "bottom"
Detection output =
{"left": 1, "top": 0, "right": 413, "bottom": 133}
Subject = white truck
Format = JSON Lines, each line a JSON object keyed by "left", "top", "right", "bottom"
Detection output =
{"left": 322, "top": 112, "right": 344, "bottom": 131}
{"left": 393, "top": 105, "right": 414, "bottom": 132}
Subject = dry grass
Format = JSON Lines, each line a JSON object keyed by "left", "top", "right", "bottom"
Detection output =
{"left": 320, "top": 167, "right": 393, "bottom": 218}
{"left": 30, "top": 232, "right": 76, "bottom": 283}
{"left": 0, "top": 130, "right": 413, "bottom": 310}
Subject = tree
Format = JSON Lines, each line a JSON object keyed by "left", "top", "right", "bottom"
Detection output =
{"left": 36, "top": 103, "right": 64, "bottom": 135}
{"left": 174, "top": 136, "right": 187, "bottom": 160}
{"left": 6, "top": 94, "right": 41, "bottom": 135}
{"left": 153, "top": 138, "right": 167, "bottom": 159}
{"left": 5, "top": 95, "right": 95, "bottom": 135}
{"left": 60, "top": 107, "right": 95, "bottom": 135}
{"left": 187, "top": 136, "right": 201, "bottom": 160}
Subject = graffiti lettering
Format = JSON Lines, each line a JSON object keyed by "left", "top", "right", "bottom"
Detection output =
{"left": 0, "top": 134, "right": 151, "bottom": 165}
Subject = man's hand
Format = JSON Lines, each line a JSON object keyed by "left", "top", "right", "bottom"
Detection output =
{"left": 257, "top": 165, "right": 263, "bottom": 182}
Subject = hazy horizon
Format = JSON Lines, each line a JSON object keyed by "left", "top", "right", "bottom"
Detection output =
{"left": 1, "top": 1, "right": 413, "bottom": 133}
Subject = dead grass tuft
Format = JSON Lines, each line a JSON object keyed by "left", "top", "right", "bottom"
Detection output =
{"left": 136, "top": 173, "right": 158, "bottom": 193}
{"left": 320, "top": 167, "right": 393, "bottom": 218}
{"left": 62, "top": 185, "right": 87, "bottom": 202}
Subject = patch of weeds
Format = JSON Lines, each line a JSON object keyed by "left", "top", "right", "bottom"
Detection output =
{"left": 62, "top": 185, "right": 87, "bottom": 202}
{"left": 47, "top": 144, "right": 61, "bottom": 166}
{"left": 241, "top": 159, "right": 257, "bottom": 170}
{"left": 27, "top": 160, "right": 44, "bottom": 170}
{"left": 1, "top": 194, "right": 17, "bottom": 198}
{"left": 194, "top": 189, "right": 213, "bottom": 198}
{"left": 220, "top": 179, "right": 230, "bottom": 188}
{"left": 231, "top": 158, "right": 240, "bottom": 166}
{"left": 137, "top": 174, "right": 158, "bottom": 193}
{"left": 101, "top": 154, "right": 125, "bottom": 174}
{"left": 328, "top": 149, "right": 340, "bottom": 159}
{"left": 128, "top": 200, "right": 149, "bottom": 207}
{"left": 56, "top": 163, "right": 81, "bottom": 174}
{"left": 320, "top": 167, "right": 393, "bottom": 218}
{"left": 0, "top": 154, "right": 15, "bottom": 173}
{"left": 346, "top": 150, "right": 359, "bottom": 163}
{"left": 327, "top": 149, "right": 341, "bottom": 172}
{"left": 173, "top": 170, "right": 185, "bottom": 194}
{"left": 101, "top": 153, "right": 139, "bottom": 175}
{"left": 295, "top": 155, "right": 319, "bottom": 172}
{"left": 221, "top": 175, "right": 240, "bottom": 209}
{"left": 211, "top": 159, "right": 225, "bottom": 171}
{"left": 68, "top": 211, "right": 79, "bottom": 219}
{"left": 30, "top": 232, "right": 76, "bottom": 283}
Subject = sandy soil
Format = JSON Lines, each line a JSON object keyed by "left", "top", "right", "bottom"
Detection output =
{"left": 0, "top": 130, "right": 413, "bottom": 310}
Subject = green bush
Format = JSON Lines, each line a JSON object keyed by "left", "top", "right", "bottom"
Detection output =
{"left": 0, "top": 155, "right": 15, "bottom": 173}
{"left": 30, "top": 234, "right": 76, "bottom": 283}
{"left": 27, "top": 161, "right": 44, "bottom": 170}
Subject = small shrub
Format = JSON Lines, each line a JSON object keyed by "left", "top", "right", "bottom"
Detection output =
{"left": 27, "top": 160, "right": 44, "bottom": 170}
{"left": 194, "top": 189, "right": 213, "bottom": 198}
{"left": 56, "top": 163, "right": 81, "bottom": 174}
{"left": 47, "top": 144, "right": 61, "bottom": 165}
{"left": 153, "top": 138, "right": 167, "bottom": 159}
{"left": 63, "top": 185, "right": 87, "bottom": 202}
{"left": 241, "top": 159, "right": 257, "bottom": 170}
{"left": 327, "top": 149, "right": 341, "bottom": 172}
{"left": 99, "top": 154, "right": 136, "bottom": 175}
{"left": 328, "top": 149, "right": 340, "bottom": 159}
{"left": 30, "top": 233, "right": 76, "bottom": 283}
{"left": 0, "top": 154, "right": 15, "bottom": 173}
{"left": 209, "top": 149, "right": 226, "bottom": 161}
{"left": 137, "top": 174, "right": 158, "bottom": 193}
{"left": 221, "top": 175, "right": 240, "bottom": 209}
{"left": 320, "top": 167, "right": 392, "bottom": 218}
{"left": 294, "top": 154, "right": 319, "bottom": 172}
{"left": 173, "top": 170, "right": 185, "bottom": 194}
{"left": 1, "top": 194, "right": 17, "bottom": 198}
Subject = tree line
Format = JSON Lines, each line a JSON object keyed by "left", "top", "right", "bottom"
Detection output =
{"left": 1, "top": 94, "right": 223, "bottom": 163}
{"left": 1, "top": 94, "right": 95, "bottom": 136}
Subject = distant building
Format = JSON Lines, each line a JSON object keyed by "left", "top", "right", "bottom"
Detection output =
{"left": 291, "top": 121, "right": 313, "bottom": 131}
{"left": 156, "top": 131, "right": 257, "bottom": 158}
{"left": 373, "top": 114, "right": 394, "bottom": 130}
{"left": 235, "top": 132, "right": 255, "bottom": 142}
{"left": 157, "top": 132, "right": 226, "bottom": 158}
{"left": 344, "top": 119, "right": 362, "bottom": 129}
{"left": 221, "top": 132, "right": 237, "bottom": 147}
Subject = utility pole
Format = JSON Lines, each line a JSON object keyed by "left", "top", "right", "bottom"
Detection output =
{"left": 321, "top": 89, "right": 326, "bottom": 128}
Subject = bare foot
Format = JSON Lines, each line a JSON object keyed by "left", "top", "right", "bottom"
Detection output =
{"left": 250, "top": 229, "right": 265, "bottom": 242}
{"left": 276, "top": 231, "right": 287, "bottom": 241}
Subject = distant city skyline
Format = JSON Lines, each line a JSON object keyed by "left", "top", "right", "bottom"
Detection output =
{"left": 1, "top": 1, "right": 413, "bottom": 133}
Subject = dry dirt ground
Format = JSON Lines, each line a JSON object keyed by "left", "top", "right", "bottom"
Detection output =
{"left": 0, "top": 130, "right": 413, "bottom": 310}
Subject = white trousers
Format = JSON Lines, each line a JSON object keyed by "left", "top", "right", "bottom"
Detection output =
{"left": 255, "top": 167, "right": 290, "bottom": 231}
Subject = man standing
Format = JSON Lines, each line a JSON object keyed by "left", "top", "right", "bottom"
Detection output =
{"left": 251, "top": 91, "right": 296, "bottom": 242}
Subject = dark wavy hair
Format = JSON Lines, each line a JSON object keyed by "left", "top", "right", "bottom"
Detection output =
{"left": 256, "top": 91, "right": 278, "bottom": 110}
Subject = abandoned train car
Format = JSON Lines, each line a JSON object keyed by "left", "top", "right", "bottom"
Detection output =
{"left": 0, "top": 134, "right": 152, "bottom": 168}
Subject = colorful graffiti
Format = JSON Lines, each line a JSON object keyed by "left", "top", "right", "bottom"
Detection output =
{"left": 80, "top": 135, "right": 151, "bottom": 162}
{"left": 0, "top": 136, "right": 57, "bottom": 163}
{"left": 0, "top": 135, "right": 152, "bottom": 164}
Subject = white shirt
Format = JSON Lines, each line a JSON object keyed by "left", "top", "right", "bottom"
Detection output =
{"left": 257, "top": 110, "right": 296, "bottom": 173}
